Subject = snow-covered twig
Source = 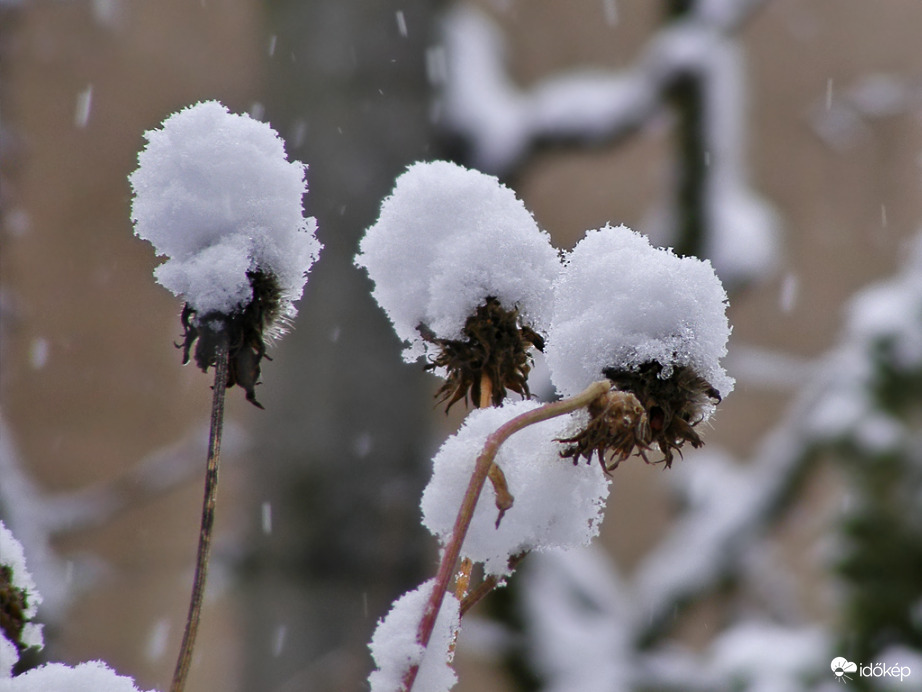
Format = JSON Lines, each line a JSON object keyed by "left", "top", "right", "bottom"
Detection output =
{"left": 438, "top": 1, "right": 779, "bottom": 286}
{"left": 438, "top": 0, "right": 769, "bottom": 177}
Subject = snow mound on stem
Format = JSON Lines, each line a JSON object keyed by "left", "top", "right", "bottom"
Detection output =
{"left": 421, "top": 400, "right": 610, "bottom": 577}
{"left": 368, "top": 579, "right": 460, "bottom": 692}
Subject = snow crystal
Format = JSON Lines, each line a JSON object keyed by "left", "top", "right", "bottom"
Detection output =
{"left": 355, "top": 160, "right": 561, "bottom": 364}
{"left": 368, "top": 579, "right": 460, "bottom": 692}
{"left": 0, "top": 660, "right": 155, "bottom": 691}
{"left": 74, "top": 85, "right": 93, "bottom": 129}
{"left": 420, "top": 400, "right": 610, "bottom": 577}
{"left": 545, "top": 224, "right": 734, "bottom": 407}
{"left": 130, "top": 100, "right": 321, "bottom": 319}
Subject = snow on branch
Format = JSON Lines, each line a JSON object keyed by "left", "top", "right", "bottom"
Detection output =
{"left": 437, "top": 2, "right": 780, "bottom": 287}
{"left": 437, "top": 1, "right": 768, "bottom": 177}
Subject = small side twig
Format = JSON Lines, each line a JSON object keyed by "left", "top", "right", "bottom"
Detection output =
{"left": 401, "top": 380, "right": 611, "bottom": 692}
{"left": 170, "top": 328, "right": 229, "bottom": 692}
{"left": 459, "top": 552, "right": 527, "bottom": 617}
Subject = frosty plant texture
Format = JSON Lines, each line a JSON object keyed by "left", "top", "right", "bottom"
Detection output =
{"left": 357, "top": 162, "right": 733, "bottom": 691}
{"left": 129, "top": 100, "right": 320, "bottom": 692}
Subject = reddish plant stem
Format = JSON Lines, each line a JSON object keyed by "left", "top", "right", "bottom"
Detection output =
{"left": 401, "top": 380, "right": 611, "bottom": 691}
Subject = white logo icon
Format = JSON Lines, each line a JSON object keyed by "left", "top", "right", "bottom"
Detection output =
{"left": 831, "top": 657, "right": 858, "bottom": 683}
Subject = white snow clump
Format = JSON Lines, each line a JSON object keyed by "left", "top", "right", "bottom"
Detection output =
{"left": 421, "top": 400, "right": 610, "bottom": 577}
{"left": 0, "top": 521, "right": 43, "bottom": 677}
{"left": 368, "top": 579, "right": 460, "bottom": 692}
{"left": 355, "top": 160, "right": 561, "bottom": 363}
{"left": 0, "top": 661, "right": 156, "bottom": 692}
{"left": 130, "top": 100, "right": 321, "bottom": 320}
{"left": 546, "top": 224, "right": 734, "bottom": 404}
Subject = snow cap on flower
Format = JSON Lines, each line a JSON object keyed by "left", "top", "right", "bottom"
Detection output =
{"left": 129, "top": 100, "right": 321, "bottom": 321}
{"left": 421, "top": 400, "right": 610, "bottom": 577}
{"left": 355, "top": 160, "right": 561, "bottom": 363}
{"left": 368, "top": 579, "right": 460, "bottom": 692}
{"left": 546, "top": 224, "right": 734, "bottom": 408}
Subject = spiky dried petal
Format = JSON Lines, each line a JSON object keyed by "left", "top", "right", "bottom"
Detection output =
{"left": 603, "top": 361, "right": 721, "bottom": 468}
{"left": 421, "top": 297, "right": 543, "bottom": 412}
{"left": 558, "top": 388, "right": 649, "bottom": 472}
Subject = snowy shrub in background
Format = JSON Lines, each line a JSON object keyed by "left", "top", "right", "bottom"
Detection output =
{"left": 130, "top": 99, "right": 321, "bottom": 406}
{"left": 1, "top": 521, "right": 153, "bottom": 691}
{"left": 358, "top": 161, "right": 734, "bottom": 691}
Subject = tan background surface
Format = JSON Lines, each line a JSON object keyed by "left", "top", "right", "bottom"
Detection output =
{"left": 2, "top": 1, "right": 922, "bottom": 690}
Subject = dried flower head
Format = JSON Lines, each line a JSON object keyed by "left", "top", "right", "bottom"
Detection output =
{"left": 558, "top": 387, "right": 648, "bottom": 471}
{"left": 355, "top": 161, "right": 560, "bottom": 368}
{"left": 130, "top": 101, "right": 321, "bottom": 406}
{"left": 559, "top": 362, "right": 722, "bottom": 471}
{"left": 419, "top": 297, "right": 544, "bottom": 411}
{"left": 177, "top": 270, "right": 284, "bottom": 409}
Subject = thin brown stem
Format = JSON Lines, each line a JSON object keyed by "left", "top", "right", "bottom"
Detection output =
{"left": 401, "top": 380, "right": 611, "bottom": 692}
{"left": 170, "top": 328, "right": 229, "bottom": 692}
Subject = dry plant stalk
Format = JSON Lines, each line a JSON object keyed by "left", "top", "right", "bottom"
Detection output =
{"left": 170, "top": 330, "right": 229, "bottom": 692}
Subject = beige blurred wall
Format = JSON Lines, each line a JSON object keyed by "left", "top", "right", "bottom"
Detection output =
{"left": 3, "top": 1, "right": 922, "bottom": 691}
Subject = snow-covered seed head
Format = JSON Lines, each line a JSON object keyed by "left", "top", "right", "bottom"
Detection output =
{"left": 546, "top": 224, "right": 733, "bottom": 467}
{"left": 354, "top": 160, "right": 561, "bottom": 375}
{"left": 129, "top": 100, "right": 321, "bottom": 406}
{"left": 420, "top": 296, "right": 544, "bottom": 411}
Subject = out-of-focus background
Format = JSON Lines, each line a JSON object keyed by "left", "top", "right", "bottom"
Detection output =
{"left": 3, "top": 1, "right": 922, "bottom": 690}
